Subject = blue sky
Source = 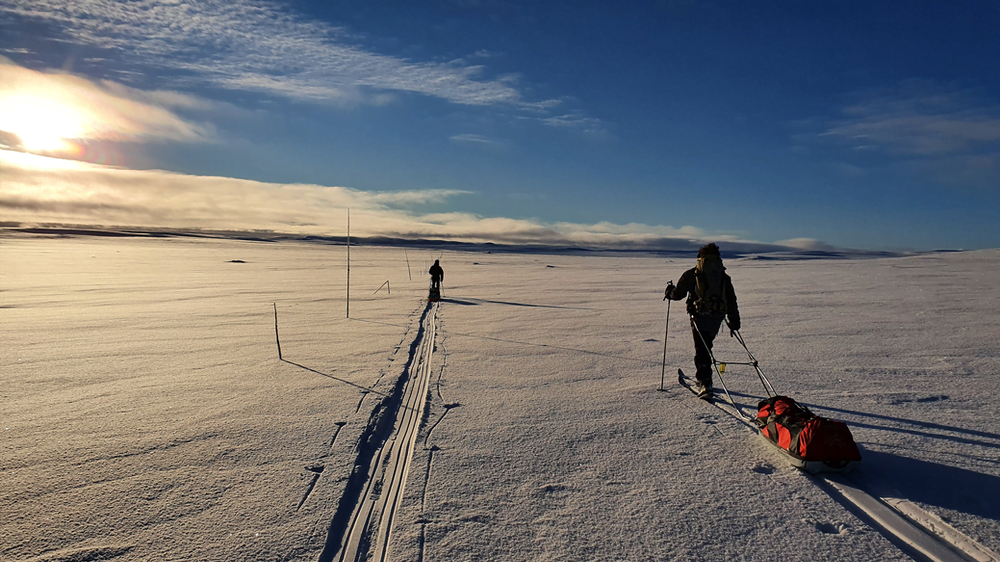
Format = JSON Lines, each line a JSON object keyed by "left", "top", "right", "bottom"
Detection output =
{"left": 1, "top": 1, "right": 999, "bottom": 251}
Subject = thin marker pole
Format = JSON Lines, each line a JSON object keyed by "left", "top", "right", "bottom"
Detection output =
{"left": 404, "top": 250, "right": 411, "bottom": 281}
{"left": 346, "top": 208, "right": 350, "bottom": 319}
{"left": 273, "top": 303, "right": 283, "bottom": 360}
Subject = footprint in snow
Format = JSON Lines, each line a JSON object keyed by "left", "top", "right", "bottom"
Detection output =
{"left": 536, "top": 484, "right": 571, "bottom": 498}
{"left": 814, "top": 522, "right": 849, "bottom": 535}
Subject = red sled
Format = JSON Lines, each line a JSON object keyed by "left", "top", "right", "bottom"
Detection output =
{"left": 755, "top": 396, "right": 861, "bottom": 472}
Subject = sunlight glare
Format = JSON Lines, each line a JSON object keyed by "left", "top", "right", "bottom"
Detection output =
{"left": 0, "top": 94, "right": 87, "bottom": 152}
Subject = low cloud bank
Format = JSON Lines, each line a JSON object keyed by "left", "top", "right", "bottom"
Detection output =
{"left": 1, "top": 149, "right": 819, "bottom": 254}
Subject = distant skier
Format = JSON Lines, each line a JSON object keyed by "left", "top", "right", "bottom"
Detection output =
{"left": 429, "top": 260, "right": 444, "bottom": 290}
{"left": 664, "top": 243, "right": 741, "bottom": 396}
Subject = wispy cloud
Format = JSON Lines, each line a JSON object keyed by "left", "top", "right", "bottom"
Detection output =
{"left": 821, "top": 84, "right": 1000, "bottom": 156}
{"left": 2, "top": 149, "right": 760, "bottom": 250}
{"left": 449, "top": 133, "right": 499, "bottom": 145}
{"left": 540, "top": 113, "right": 611, "bottom": 139}
{"left": 0, "top": 0, "right": 545, "bottom": 109}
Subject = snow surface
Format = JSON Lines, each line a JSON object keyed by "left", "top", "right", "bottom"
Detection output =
{"left": 3, "top": 234, "right": 999, "bottom": 561}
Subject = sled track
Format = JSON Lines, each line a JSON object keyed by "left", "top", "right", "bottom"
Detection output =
{"left": 320, "top": 302, "right": 438, "bottom": 562}
{"left": 686, "top": 387, "right": 998, "bottom": 562}
{"left": 815, "top": 473, "right": 998, "bottom": 562}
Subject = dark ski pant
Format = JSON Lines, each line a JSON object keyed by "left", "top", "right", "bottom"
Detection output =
{"left": 430, "top": 276, "right": 442, "bottom": 290}
{"left": 691, "top": 316, "right": 724, "bottom": 386}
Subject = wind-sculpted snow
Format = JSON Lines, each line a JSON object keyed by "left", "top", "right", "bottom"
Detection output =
{"left": 2, "top": 232, "right": 999, "bottom": 561}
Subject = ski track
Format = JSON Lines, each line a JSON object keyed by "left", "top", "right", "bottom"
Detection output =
{"left": 687, "top": 380, "right": 999, "bottom": 562}
{"left": 325, "top": 301, "right": 439, "bottom": 562}
{"left": 416, "top": 322, "right": 455, "bottom": 562}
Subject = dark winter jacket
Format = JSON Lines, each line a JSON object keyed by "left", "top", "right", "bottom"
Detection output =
{"left": 668, "top": 266, "right": 740, "bottom": 329}
{"left": 429, "top": 264, "right": 444, "bottom": 281}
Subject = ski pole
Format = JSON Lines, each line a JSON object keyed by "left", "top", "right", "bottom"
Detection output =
{"left": 659, "top": 296, "right": 671, "bottom": 391}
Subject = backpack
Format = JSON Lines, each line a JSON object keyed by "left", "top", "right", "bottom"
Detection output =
{"left": 755, "top": 396, "right": 862, "bottom": 464}
{"left": 691, "top": 255, "right": 728, "bottom": 317}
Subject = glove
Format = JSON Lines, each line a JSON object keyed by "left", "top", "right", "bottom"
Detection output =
{"left": 729, "top": 319, "right": 740, "bottom": 336}
{"left": 664, "top": 283, "right": 675, "bottom": 301}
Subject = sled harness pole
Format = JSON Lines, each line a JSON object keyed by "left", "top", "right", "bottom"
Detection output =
{"left": 690, "top": 316, "right": 748, "bottom": 419}
{"left": 726, "top": 320, "right": 776, "bottom": 398}
{"left": 659, "top": 295, "right": 671, "bottom": 391}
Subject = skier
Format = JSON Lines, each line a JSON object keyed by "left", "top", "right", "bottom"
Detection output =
{"left": 429, "top": 260, "right": 444, "bottom": 290}
{"left": 664, "top": 243, "right": 740, "bottom": 396}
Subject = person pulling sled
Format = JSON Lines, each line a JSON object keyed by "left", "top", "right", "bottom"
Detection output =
{"left": 664, "top": 243, "right": 740, "bottom": 398}
{"left": 662, "top": 245, "right": 861, "bottom": 471}
{"left": 428, "top": 259, "right": 444, "bottom": 301}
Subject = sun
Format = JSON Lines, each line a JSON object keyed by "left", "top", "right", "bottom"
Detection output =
{"left": 0, "top": 94, "right": 87, "bottom": 153}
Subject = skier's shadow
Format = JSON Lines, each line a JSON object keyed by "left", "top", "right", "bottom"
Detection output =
{"left": 804, "top": 403, "right": 1000, "bottom": 449}
{"left": 439, "top": 298, "right": 478, "bottom": 306}
{"left": 723, "top": 389, "right": 1000, "bottom": 449}
{"left": 445, "top": 296, "right": 592, "bottom": 310}
{"left": 856, "top": 449, "right": 1000, "bottom": 522}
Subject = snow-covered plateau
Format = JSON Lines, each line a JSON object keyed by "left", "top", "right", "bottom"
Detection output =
{"left": 3, "top": 234, "right": 999, "bottom": 561}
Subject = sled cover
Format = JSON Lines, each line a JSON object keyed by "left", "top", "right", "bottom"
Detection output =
{"left": 755, "top": 396, "right": 862, "bottom": 463}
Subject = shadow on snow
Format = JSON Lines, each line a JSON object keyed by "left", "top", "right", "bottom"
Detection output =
{"left": 443, "top": 295, "right": 594, "bottom": 310}
{"left": 857, "top": 449, "right": 1000, "bottom": 521}
{"left": 720, "top": 388, "right": 1000, "bottom": 449}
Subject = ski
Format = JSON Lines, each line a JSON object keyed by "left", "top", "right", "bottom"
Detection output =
{"left": 678, "top": 369, "right": 755, "bottom": 424}
{"left": 677, "top": 369, "right": 714, "bottom": 400}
